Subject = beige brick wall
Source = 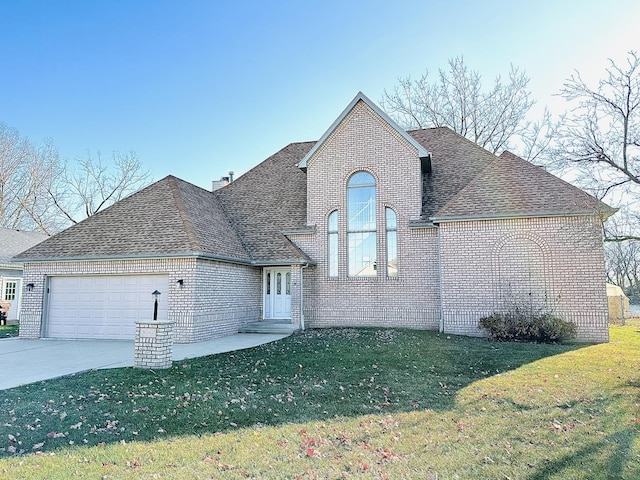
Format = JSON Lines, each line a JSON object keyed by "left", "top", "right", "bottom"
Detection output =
{"left": 20, "top": 257, "right": 261, "bottom": 343}
{"left": 290, "top": 98, "right": 609, "bottom": 343}
{"left": 291, "top": 100, "right": 441, "bottom": 330}
{"left": 189, "top": 260, "right": 261, "bottom": 342}
{"left": 438, "top": 216, "right": 609, "bottom": 342}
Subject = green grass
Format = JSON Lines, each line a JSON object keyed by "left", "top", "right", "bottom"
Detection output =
{"left": 1, "top": 326, "right": 639, "bottom": 479}
{"left": 0, "top": 324, "right": 18, "bottom": 338}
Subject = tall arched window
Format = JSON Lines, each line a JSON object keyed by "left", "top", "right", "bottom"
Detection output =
{"left": 386, "top": 207, "right": 398, "bottom": 277}
{"left": 347, "top": 171, "right": 376, "bottom": 277}
{"left": 328, "top": 211, "right": 338, "bottom": 278}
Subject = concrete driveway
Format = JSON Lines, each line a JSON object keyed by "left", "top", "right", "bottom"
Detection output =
{"left": 0, "top": 333, "right": 288, "bottom": 390}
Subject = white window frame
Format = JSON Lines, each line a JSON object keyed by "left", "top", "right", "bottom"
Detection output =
{"left": 347, "top": 171, "right": 377, "bottom": 277}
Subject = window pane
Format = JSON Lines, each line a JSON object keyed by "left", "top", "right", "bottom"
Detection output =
{"left": 347, "top": 171, "right": 375, "bottom": 186}
{"left": 328, "top": 233, "right": 338, "bottom": 277}
{"left": 286, "top": 273, "right": 291, "bottom": 295}
{"left": 4, "top": 282, "right": 16, "bottom": 301}
{"left": 266, "top": 272, "right": 271, "bottom": 294}
{"left": 276, "top": 273, "right": 282, "bottom": 294}
{"left": 347, "top": 171, "right": 377, "bottom": 277}
{"left": 328, "top": 210, "right": 338, "bottom": 232}
{"left": 348, "top": 232, "right": 377, "bottom": 277}
{"left": 385, "top": 207, "right": 397, "bottom": 230}
{"left": 348, "top": 186, "right": 376, "bottom": 231}
{"left": 387, "top": 231, "right": 398, "bottom": 277}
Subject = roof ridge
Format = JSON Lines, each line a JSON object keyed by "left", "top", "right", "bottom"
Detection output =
{"left": 167, "top": 176, "right": 201, "bottom": 251}
{"left": 211, "top": 185, "right": 255, "bottom": 263}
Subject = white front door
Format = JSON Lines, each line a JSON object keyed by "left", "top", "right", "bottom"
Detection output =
{"left": 263, "top": 267, "right": 291, "bottom": 319}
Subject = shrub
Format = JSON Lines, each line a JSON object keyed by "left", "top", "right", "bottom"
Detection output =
{"left": 479, "top": 308, "right": 576, "bottom": 343}
{"left": 532, "top": 313, "right": 577, "bottom": 343}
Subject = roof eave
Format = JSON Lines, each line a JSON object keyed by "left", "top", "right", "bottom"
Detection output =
{"left": 252, "top": 259, "right": 317, "bottom": 267}
{"left": 15, "top": 252, "right": 317, "bottom": 268}
{"left": 430, "top": 210, "right": 607, "bottom": 224}
{"left": 297, "top": 91, "right": 430, "bottom": 169}
{"left": 0, "top": 262, "right": 22, "bottom": 269}
{"left": 16, "top": 251, "right": 254, "bottom": 266}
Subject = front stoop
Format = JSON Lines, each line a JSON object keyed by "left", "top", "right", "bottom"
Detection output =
{"left": 239, "top": 320, "right": 297, "bottom": 335}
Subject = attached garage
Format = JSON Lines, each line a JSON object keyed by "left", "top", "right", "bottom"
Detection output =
{"left": 45, "top": 274, "right": 169, "bottom": 340}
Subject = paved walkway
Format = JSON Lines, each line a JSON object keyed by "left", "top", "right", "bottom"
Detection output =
{"left": 0, "top": 333, "right": 289, "bottom": 390}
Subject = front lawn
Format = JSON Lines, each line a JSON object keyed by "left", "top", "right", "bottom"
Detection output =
{"left": 0, "top": 324, "right": 18, "bottom": 338}
{"left": 1, "top": 326, "right": 638, "bottom": 479}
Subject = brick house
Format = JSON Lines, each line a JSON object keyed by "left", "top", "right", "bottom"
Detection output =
{"left": 16, "top": 92, "right": 613, "bottom": 342}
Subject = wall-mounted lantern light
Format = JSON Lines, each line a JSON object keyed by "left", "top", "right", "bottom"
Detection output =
{"left": 176, "top": 279, "right": 184, "bottom": 287}
{"left": 152, "top": 290, "right": 161, "bottom": 321}
{"left": 26, "top": 283, "right": 35, "bottom": 292}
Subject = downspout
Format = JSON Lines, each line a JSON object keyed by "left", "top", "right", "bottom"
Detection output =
{"left": 300, "top": 263, "right": 309, "bottom": 330}
{"left": 436, "top": 225, "right": 444, "bottom": 333}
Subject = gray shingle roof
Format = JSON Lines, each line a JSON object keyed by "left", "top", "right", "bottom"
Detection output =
{"left": 214, "top": 142, "right": 314, "bottom": 264}
{"left": 15, "top": 126, "right": 611, "bottom": 264}
{"left": 0, "top": 228, "right": 48, "bottom": 267}
{"left": 431, "top": 150, "right": 613, "bottom": 221}
{"left": 409, "top": 128, "right": 498, "bottom": 219}
{"left": 16, "top": 176, "right": 250, "bottom": 262}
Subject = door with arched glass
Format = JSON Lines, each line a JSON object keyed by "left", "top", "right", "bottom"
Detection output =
{"left": 263, "top": 267, "right": 292, "bottom": 319}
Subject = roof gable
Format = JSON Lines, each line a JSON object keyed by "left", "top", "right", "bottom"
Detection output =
{"left": 298, "top": 92, "right": 429, "bottom": 169}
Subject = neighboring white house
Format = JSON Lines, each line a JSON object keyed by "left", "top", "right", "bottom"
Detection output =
{"left": 0, "top": 228, "right": 48, "bottom": 322}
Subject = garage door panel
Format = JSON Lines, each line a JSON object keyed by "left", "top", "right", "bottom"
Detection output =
{"left": 46, "top": 275, "right": 169, "bottom": 340}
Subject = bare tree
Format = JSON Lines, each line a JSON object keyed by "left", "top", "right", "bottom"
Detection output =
{"left": 605, "top": 239, "right": 640, "bottom": 302}
{"left": 380, "top": 56, "right": 548, "bottom": 157}
{"left": 50, "top": 150, "right": 151, "bottom": 225}
{"left": 554, "top": 51, "right": 640, "bottom": 240}
{"left": 0, "top": 122, "right": 151, "bottom": 233}
{"left": 0, "top": 123, "right": 62, "bottom": 234}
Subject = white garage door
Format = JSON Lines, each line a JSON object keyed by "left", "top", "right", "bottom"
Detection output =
{"left": 46, "top": 275, "right": 169, "bottom": 340}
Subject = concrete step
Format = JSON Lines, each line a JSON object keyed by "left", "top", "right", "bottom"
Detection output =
{"left": 238, "top": 321, "right": 297, "bottom": 335}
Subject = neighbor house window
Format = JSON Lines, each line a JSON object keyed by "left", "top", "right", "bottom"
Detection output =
{"left": 4, "top": 281, "right": 17, "bottom": 301}
{"left": 328, "top": 210, "right": 339, "bottom": 277}
{"left": 386, "top": 208, "right": 398, "bottom": 277}
{"left": 347, "top": 171, "right": 377, "bottom": 277}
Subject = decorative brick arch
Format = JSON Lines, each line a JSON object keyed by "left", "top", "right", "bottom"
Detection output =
{"left": 491, "top": 232, "right": 555, "bottom": 312}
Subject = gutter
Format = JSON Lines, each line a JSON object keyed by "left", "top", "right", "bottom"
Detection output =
{"left": 14, "top": 252, "right": 315, "bottom": 268}
{"left": 436, "top": 226, "right": 445, "bottom": 333}
{"left": 300, "top": 263, "right": 309, "bottom": 330}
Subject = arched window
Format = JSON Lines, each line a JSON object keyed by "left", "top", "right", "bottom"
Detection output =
{"left": 328, "top": 211, "right": 339, "bottom": 278}
{"left": 386, "top": 208, "right": 398, "bottom": 277}
{"left": 347, "top": 172, "right": 376, "bottom": 277}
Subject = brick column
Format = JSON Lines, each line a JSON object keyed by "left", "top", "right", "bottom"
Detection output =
{"left": 134, "top": 320, "right": 174, "bottom": 369}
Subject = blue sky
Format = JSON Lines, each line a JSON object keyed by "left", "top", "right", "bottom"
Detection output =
{"left": 1, "top": 0, "right": 637, "bottom": 190}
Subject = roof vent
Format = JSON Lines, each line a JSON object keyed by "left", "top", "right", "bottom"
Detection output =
{"left": 211, "top": 171, "right": 235, "bottom": 191}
